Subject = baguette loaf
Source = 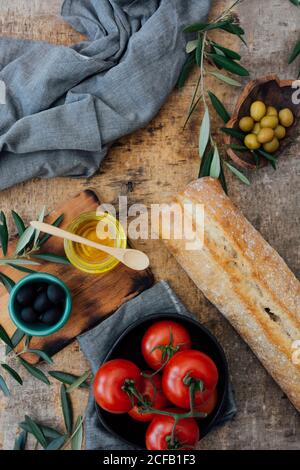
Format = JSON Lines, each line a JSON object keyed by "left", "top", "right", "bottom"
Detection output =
{"left": 161, "top": 177, "right": 300, "bottom": 411}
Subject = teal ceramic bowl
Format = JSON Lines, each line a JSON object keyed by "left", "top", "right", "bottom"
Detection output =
{"left": 9, "top": 273, "right": 72, "bottom": 337}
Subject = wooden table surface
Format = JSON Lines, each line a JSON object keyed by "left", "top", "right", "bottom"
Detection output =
{"left": 0, "top": 0, "right": 299, "bottom": 450}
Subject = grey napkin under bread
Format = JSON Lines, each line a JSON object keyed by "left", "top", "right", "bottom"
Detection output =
{"left": 78, "top": 281, "right": 236, "bottom": 450}
{"left": 0, "top": 0, "right": 210, "bottom": 190}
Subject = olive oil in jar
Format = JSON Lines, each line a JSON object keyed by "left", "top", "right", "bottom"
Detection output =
{"left": 73, "top": 218, "right": 116, "bottom": 264}
{"left": 64, "top": 212, "right": 127, "bottom": 274}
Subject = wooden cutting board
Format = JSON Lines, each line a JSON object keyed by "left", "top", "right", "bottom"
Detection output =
{"left": 0, "top": 189, "right": 154, "bottom": 363}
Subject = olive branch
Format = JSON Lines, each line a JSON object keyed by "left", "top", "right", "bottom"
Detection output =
{"left": 178, "top": 0, "right": 251, "bottom": 190}
{"left": 14, "top": 370, "right": 92, "bottom": 450}
{"left": 0, "top": 209, "right": 92, "bottom": 450}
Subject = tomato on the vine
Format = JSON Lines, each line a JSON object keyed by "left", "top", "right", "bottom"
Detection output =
{"left": 128, "top": 372, "right": 169, "bottom": 422}
{"left": 141, "top": 320, "right": 192, "bottom": 370}
{"left": 93, "top": 359, "right": 142, "bottom": 414}
{"left": 196, "top": 388, "right": 218, "bottom": 416}
{"left": 145, "top": 410, "right": 200, "bottom": 450}
{"left": 162, "top": 350, "right": 218, "bottom": 409}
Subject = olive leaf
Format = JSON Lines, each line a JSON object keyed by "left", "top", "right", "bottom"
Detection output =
{"left": 24, "top": 415, "right": 47, "bottom": 449}
{"left": 186, "top": 40, "right": 198, "bottom": 54}
{"left": 31, "top": 253, "right": 70, "bottom": 265}
{"left": 33, "top": 206, "right": 46, "bottom": 246}
{"left": 26, "top": 349, "right": 53, "bottom": 365}
{"left": 0, "top": 258, "right": 39, "bottom": 266}
{"left": 0, "top": 272, "right": 15, "bottom": 292}
{"left": 14, "top": 431, "right": 27, "bottom": 450}
{"left": 288, "top": 39, "right": 300, "bottom": 64}
{"left": 183, "top": 95, "right": 202, "bottom": 129}
{"left": 71, "top": 416, "right": 84, "bottom": 450}
{"left": 199, "top": 107, "right": 210, "bottom": 157}
{"left": 224, "top": 161, "right": 250, "bottom": 185}
{"left": 46, "top": 435, "right": 67, "bottom": 450}
{"left": 199, "top": 147, "right": 214, "bottom": 178}
{"left": 49, "top": 370, "right": 89, "bottom": 388}
{"left": 195, "top": 35, "right": 203, "bottom": 67}
{"left": 256, "top": 149, "right": 278, "bottom": 170}
{"left": 61, "top": 384, "right": 73, "bottom": 435}
{"left": 0, "top": 211, "right": 8, "bottom": 256}
{"left": 220, "top": 162, "right": 228, "bottom": 195}
{"left": 6, "top": 328, "right": 24, "bottom": 354}
{"left": 209, "top": 71, "right": 241, "bottom": 87}
{"left": 208, "top": 91, "right": 230, "bottom": 123}
{"left": 20, "top": 420, "right": 63, "bottom": 440}
{"left": 24, "top": 335, "right": 32, "bottom": 348}
{"left": 177, "top": 53, "right": 196, "bottom": 88}
{"left": 183, "top": 20, "right": 230, "bottom": 33}
{"left": 38, "top": 214, "right": 64, "bottom": 246}
{"left": 18, "top": 357, "right": 50, "bottom": 385}
{"left": 15, "top": 225, "right": 35, "bottom": 255}
{"left": 209, "top": 54, "right": 249, "bottom": 76}
{"left": 7, "top": 263, "right": 36, "bottom": 274}
{"left": 0, "top": 324, "right": 14, "bottom": 349}
{"left": 1, "top": 364, "right": 23, "bottom": 385}
{"left": 67, "top": 370, "right": 91, "bottom": 393}
{"left": 221, "top": 127, "right": 245, "bottom": 140}
{"left": 210, "top": 41, "right": 241, "bottom": 60}
{"left": 5, "top": 328, "right": 25, "bottom": 355}
{"left": 220, "top": 23, "right": 247, "bottom": 45}
{"left": 226, "top": 143, "right": 248, "bottom": 151}
{"left": 0, "top": 375, "right": 10, "bottom": 396}
{"left": 210, "top": 147, "right": 221, "bottom": 179}
{"left": 11, "top": 211, "right": 26, "bottom": 237}
{"left": 40, "top": 425, "right": 63, "bottom": 439}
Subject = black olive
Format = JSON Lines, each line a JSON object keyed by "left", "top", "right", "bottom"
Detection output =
{"left": 40, "top": 307, "right": 62, "bottom": 326}
{"left": 16, "top": 285, "right": 36, "bottom": 306}
{"left": 36, "top": 282, "right": 48, "bottom": 293}
{"left": 47, "top": 284, "right": 65, "bottom": 305}
{"left": 33, "top": 292, "right": 53, "bottom": 313}
{"left": 21, "top": 307, "right": 38, "bottom": 324}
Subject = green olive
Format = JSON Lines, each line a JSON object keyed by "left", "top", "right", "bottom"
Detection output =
{"left": 263, "top": 137, "right": 279, "bottom": 153}
{"left": 266, "top": 106, "right": 278, "bottom": 117}
{"left": 257, "top": 128, "right": 274, "bottom": 144}
{"left": 239, "top": 116, "right": 254, "bottom": 132}
{"left": 279, "top": 108, "right": 294, "bottom": 127}
{"left": 260, "top": 115, "right": 279, "bottom": 129}
{"left": 252, "top": 122, "right": 261, "bottom": 135}
{"left": 274, "top": 125, "right": 286, "bottom": 140}
{"left": 250, "top": 101, "right": 266, "bottom": 121}
{"left": 244, "top": 133, "right": 261, "bottom": 150}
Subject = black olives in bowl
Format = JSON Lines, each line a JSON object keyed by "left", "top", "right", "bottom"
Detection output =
{"left": 9, "top": 273, "right": 72, "bottom": 336}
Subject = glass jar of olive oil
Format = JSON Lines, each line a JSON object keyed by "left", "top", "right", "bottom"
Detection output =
{"left": 64, "top": 212, "right": 127, "bottom": 274}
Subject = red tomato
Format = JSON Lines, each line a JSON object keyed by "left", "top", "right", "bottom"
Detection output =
{"left": 162, "top": 350, "right": 218, "bottom": 409}
{"left": 93, "top": 359, "right": 142, "bottom": 414}
{"left": 128, "top": 372, "right": 169, "bottom": 422}
{"left": 145, "top": 410, "right": 200, "bottom": 450}
{"left": 196, "top": 388, "right": 218, "bottom": 416}
{"left": 141, "top": 321, "right": 192, "bottom": 370}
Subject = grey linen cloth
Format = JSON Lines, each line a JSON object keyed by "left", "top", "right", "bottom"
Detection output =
{"left": 78, "top": 281, "right": 236, "bottom": 450}
{"left": 0, "top": 0, "right": 211, "bottom": 190}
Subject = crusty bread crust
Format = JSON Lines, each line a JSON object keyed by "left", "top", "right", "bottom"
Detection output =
{"left": 161, "top": 177, "right": 300, "bottom": 411}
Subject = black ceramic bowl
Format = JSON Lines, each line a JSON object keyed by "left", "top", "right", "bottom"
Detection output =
{"left": 95, "top": 313, "right": 229, "bottom": 449}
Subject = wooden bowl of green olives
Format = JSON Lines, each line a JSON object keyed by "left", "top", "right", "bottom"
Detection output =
{"left": 8, "top": 273, "right": 72, "bottom": 336}
{"left": 224, "top": 75, "right": 300, "bottom": 169}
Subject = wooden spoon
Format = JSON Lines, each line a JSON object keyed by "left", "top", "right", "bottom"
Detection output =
{"left": 30, "top": 221, "right": 150, "bottom": 271}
